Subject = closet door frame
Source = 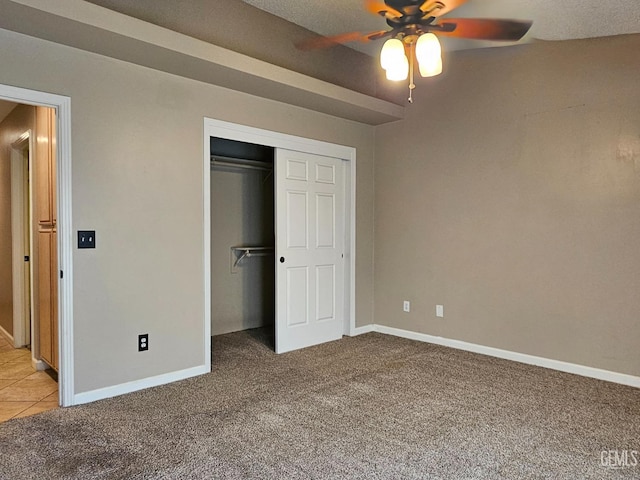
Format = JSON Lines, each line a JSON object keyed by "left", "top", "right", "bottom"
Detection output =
{"left": 203, "top": 118, "right": 357, "bottom": 361}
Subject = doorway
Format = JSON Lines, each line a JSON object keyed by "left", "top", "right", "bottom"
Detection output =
{"left": 0, "top": 84, "right": 73, "bottom": 407}
{"left": 0, "top": 103, "right": 60, "bottom": 420}
{"left": 8, "top": 107, "right": 58, "bottom": 369}
{"left": 204, "top": 118, "right": 356, "bottom": 365}
{"left": 10, "top": 131, "right": 32, "bottom": 351}
{"left": 210, "top": 138, "right": 276, "bottom": 348}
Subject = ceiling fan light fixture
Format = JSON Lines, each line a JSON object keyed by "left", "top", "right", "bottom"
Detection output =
{"left": 415, "top": 33, "right": 442, "bottom": 77}
{"left": 380, "top": 38, "right": 409, "bottom": 81}
{"left": 380, "top": 38, "right": 405, "bottom": 70}
{"left": 418, "top": 56, "right": 442, "bottom": 77}
{"left": 385, "top": 55, "right": 409, "bottom": 81}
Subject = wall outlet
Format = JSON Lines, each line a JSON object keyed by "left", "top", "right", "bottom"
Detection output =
{"left": 138, "top": 334, "right": 149, "bottom": 352}
{"left": 436, "top": 305, "right": 444, "bottom": 318}
{"left": 403, "top": 301, "right": 411, "bottom": 313}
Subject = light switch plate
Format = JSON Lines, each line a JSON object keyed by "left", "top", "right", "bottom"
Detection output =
{"left": 78, "top": 230, "right": 96, "bottom": 249}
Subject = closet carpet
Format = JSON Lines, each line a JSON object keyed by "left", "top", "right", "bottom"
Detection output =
{"left": 0, "top": 328, "right": 638, "bottom": 479}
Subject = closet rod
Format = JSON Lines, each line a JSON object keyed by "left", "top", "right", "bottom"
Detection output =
{"left": 210, "top": 155, "right": 273, "bottom": 172}
{"left": 231, "top": 246, "right": 275, "bottom": 268}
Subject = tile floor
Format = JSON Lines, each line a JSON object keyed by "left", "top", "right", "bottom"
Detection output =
{"left": 0, "top": 335, "right": 58, "bottom": 423}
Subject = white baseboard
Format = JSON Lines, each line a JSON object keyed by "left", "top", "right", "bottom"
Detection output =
{"left": 0, "top": 324, "right": 14, "bottom": 344}
{"left": 362, "top": 324, "right": 640, "bottom": 389}
{"left": 70, "top": 325, "right": 639, "bottom": 406}
{"left": 32, "top": 358, "right": 48, "bottom": 371}
{"left": 72, "top": 364, "right": 210, "bottom": 406}
{"left": 349, "top": 325, "right": 375, "bottom": 336}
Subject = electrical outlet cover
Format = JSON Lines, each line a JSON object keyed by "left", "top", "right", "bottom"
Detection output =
{"left": 138, "top": 334, "right": 149, "bottom": 352}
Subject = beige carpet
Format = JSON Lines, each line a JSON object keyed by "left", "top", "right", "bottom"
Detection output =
{"left": 0, "top": 329, "right": 638, "bottom": 479}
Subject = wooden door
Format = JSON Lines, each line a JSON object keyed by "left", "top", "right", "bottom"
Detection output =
{"left": 36, "top": 108, "right": 54, "bottom": 225}
{"left": 38, "top": 231, "right": 53, "bottom": 366}
{"left": 36, "top": 107, "right": 58, "bottom": 370}
{"left": 52, "top": 230, "right": 58, "bottom": 369}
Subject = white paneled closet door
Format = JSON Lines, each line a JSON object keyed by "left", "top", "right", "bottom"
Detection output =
{"left": 275, "top": 149, "right": 345, "bottom": 354}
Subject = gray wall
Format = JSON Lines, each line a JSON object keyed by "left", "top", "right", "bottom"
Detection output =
{"left": 84, "top": 0, "right": 390, "bottom": 101}
{"left": 375, "top": 34, "right": 640, "bottom": 376}
{"left": 211, "top": 167, "right": 275, "bottom": 335}
{"left": 0, "top": 103, "right": 35, "bottom": 337}
{"left": 0, "top": 27, "right": 375, "bottom": 394}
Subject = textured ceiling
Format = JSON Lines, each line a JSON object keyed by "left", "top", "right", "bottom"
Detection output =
{"left": 243, "top": 0, "right": 640, "bottom": 55}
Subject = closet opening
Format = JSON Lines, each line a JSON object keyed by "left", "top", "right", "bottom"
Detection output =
{"left": 210, "top": 137, "right": 275, "bottom": 349}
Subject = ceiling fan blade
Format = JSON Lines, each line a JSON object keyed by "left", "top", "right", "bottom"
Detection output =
{"left": 419, "top": 0, "right": 468, "bottom": 17}
{"left": 296, "top": 30, "right": 389, "bottom": 50}
{"left": 367, "top": 30, "right": 395, "bottom": 42}
{"left": 365, "top": 0, "right": 402, "bottom": 20}
{"left": 435, "top": 18, "right": 532, "bottom": 41}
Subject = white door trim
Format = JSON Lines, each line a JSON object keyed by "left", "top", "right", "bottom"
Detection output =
{"left": 201, "top": 121, "right": 211, "bottom": 372}
{"left": 10, "top": 130, "right": 32, "bottom": 349}
{"left": 203, "top": 118, "right": 357, "bottom": 351}
{"left": 0, "top": 84, "right": 74, "bottom": 407}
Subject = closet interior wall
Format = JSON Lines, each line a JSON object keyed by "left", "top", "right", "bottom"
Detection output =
{"left": 210, "top": 138, "right": 275, "bottom": 336}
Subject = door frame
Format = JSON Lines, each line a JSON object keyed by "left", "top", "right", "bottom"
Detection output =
{"left": 10, "top": 130, "right": 34, "bottom": 351}
{"left": 203, "top": 118, "right": 357, "bottom": 363}
{"left": 0, "top": 84, "right": 74, "bottom": 407}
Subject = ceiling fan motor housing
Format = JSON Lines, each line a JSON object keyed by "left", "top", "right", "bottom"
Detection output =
{"left": 385, "top": 0, "right": 446, "bottom": 17}
{"left": 382, "top": 0, "right": 455, "bottom": 38}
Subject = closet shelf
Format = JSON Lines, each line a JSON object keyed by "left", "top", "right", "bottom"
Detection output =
{"left": 211, "top": 155, "right": 273, "bottom": 172}
{"left": 231, "top": 246, "right": 274, "bottom": 267}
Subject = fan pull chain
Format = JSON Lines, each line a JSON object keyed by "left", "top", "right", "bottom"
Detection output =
{"left": 408, "top": 41, "right": 416, "bottom": 104}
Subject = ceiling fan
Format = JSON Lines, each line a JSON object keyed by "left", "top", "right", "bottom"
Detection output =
{"left": 297, "top": 0, "right": 532, "bottom": 103}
